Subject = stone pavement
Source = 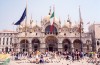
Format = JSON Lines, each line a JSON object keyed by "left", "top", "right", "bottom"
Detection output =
{"left": 8, "top": 59, "right": 96, "bottom": 65}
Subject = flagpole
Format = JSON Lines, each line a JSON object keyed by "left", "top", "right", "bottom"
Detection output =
{"left": 53, "top": 5, "right": 55, "bottom": 34}
{"left": 25, "top": 0, "right": 27, "bottom": 52}
{"left": 12, "top": 22, "right": 14, "bottom": 52}
{"left": 79, "top": 6, "right": 83, "bottom": 52}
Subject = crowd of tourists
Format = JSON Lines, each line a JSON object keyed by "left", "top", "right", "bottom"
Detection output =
{"left": 7, "top": 50, "right": 100, "bottom": 64}
{"left": 1, "top": 50, "right": 100, "bottom": 65}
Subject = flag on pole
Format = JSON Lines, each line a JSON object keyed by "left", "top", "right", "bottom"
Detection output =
{"left": 50, "top": 12, "right": 54, "bottom": 18}
{"left": 50, "top": 6, "right": 55, "bottom": 32}
{"left": 50, "top": 22, "right": 54, "bottom": 32}
{"left": 50, "top": 11, "right": 55, "bottom": 32}
{"left": 50, "top": 12, "right": 54, "bottom": 25}
{"left": 67, "top": 15, "right": 71, "bottom": 28}
{"left": 14, "top": 8, "right": 26, "bottom": 25}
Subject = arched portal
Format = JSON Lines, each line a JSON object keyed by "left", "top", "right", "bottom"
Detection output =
{"left": 20, "top": 39, "right": 29, "bottom": 52}
{"left": 98, "top": 48, "right": 100, "bottom": 52}
{"left": 62, "top": 39, "right": 71, "bottom": 52}
{"left": 73, "top": 39, "right": 82, "bottom": 51}
{"left": 45, "top": 36, "right": 58, "bottom": 52}
{"left": 32, "top": 38, "right": 40, "bottom": 51}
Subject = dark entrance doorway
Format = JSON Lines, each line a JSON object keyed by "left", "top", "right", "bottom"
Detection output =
{"left": 45, "top": 36, "right": 58, "bottom": 52}
{"left": 73, "top": 39, "right": 82, "bottom": 52}
{"left": 9, "top": 48, "right": 11, "bottom": 52}
{"left": 64, "top": 45, "right": 68, "bottom": 51}
{"left": 20, "top": 39, "right": 29, "bottom": 52}
{"left": 32, "top": 38, "right": 40, "bottom": 51}
{"left": 62, "top": 39, "right": 71, "bottom": 52}
{"left": 49, "top": 46, "right": 53, "bottom": 51}
{"left": 48, "top": 44, "right": 54, "bottom": 52}
{"left": 34, "top": 45, "right": 38, "bottom": 51}
{"left": 21, "top": 43, "right": 28, "bottom": 52}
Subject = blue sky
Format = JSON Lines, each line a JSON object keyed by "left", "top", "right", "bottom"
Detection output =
{"left": 0, "top": 0, "right": 100, "bottom": 32}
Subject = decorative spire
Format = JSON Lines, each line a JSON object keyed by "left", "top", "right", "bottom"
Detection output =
{"left": 41, "top": 16, "right": 43, "bottom": 26}
{"left": 67, "top": 14, "right": 70, "bottom": 22}
{"left": 30, "top": 14, "right": 33, "bottom": 25}
{"left": 67, "top": 14, "right": 71, "bottom": 28}
{"left": 36, "top": 20, "right": 37, "bottom": 26}
{"left": 59, "top": 17, "right": 61, "bottom": 24}
{"left": 41, "top": 16, "right": 42, "bottom": 22}
{"left": 49, "top": 6, "right": 51, "bottom": 15}
{"left": 64, "top": 20, "right": 66, "bottom": 25}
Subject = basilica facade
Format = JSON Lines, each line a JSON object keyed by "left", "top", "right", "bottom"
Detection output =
{"left": 0, "top": 11, "right": 94, "bottom": 53}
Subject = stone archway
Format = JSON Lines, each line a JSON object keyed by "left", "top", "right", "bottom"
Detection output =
{"left": 45, "top": 36, "right": 58, "bottom": 52}
{"left": 73, "top": 39, "right": 82, "bottom": 51}
{"left": 86, "top": 40, "right": 91, "bottom": 52}
{"left": 20, "top": 39, "right": 29, "bottom": 52}
{"left": 98, "top": 48, "right": 100, "bottom": 52}
{"left": 32, "top": 38, "right": 40, "bottom": 51}
{"left": 62, "top": 39, "right": 71, "bottom": 52}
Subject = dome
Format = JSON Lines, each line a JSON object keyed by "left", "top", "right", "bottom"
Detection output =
{"left": 54, "top": 17, "right": 59, "bottom": 25}
{"left": 62, "top": 21, "right": 70, "bottom": 28}
{"left": 32, "top": 25, "right": 41, "bottom": 32}
{"left": 62, "top": 25, "right": 68, "bottom": 28}
{"left": 43, "top": 15, "right": 50, "bottom": 22}
{"left": 33, "top": 25, "right": 41, "bottom": 30}
{"left": 43, "top": 15, "right": 60, "bottom": 25}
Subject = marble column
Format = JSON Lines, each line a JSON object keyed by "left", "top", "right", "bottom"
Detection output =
{"left": 58, "top": 43, "right": 63, "bottom": 51}
{"left": 29, "top": 43, "right": 32, "bottom": 52}
{"left": 71, "top": 43, "right": 74, "bottom": 52}
{"left": 40, "top": 43, "right": 46, "bottom": 52}
{"left": 17, "top": 43, "right": 20, "bottom": 52}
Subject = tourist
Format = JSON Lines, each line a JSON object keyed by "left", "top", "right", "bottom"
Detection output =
{"left": 39, "top": 55, "right": 44, "bottom": 63}
{"left": 71, "top": 51, "right": 75, "bottom": 61}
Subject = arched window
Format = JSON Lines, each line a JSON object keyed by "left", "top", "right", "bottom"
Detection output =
{"left": 10, "top": 38, "right": 12, "bottom": 45}
{"left": 3, "top": 38, "right": 5, "bottom": 45}
{"left": 6, "top": 38, "right": 8, "bottom": 45}
{"left": 45, "top": 25, "right": 57, "bottom": 33}
{"left": 97, "top": 41, "right": 99, "bottom": 46}
{"left": 64, "top": 33, "right": 66, "bottom": 36}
